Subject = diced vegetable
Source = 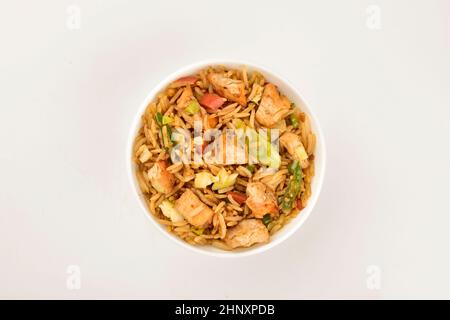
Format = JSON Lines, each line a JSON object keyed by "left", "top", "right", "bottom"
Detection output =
{"left": 234, "top": 119, "right": 245, "bottom": 129}
{"left": 192, "top": 227, "right": 204, "bottom": 236}
{"left": 207, "top": 115, "right": 218, "bottom": 128}
{"left": 246, "top": 164, "right": 255, "bottom": 173}
{"left": 185, "top": 100, "right": 200, "bottom": 115}
{"left": 165, "top": 125, "right": 173, "bottom": 144}
{"left": 294, "top": 144, "right": 308, "bottom": 162}
{"left": 212, "top": 168, "right": 238, "bottom": 190}
{"left": 247, "top": 128, "right": 281, "bottom": 169}
{"left": 201, "top": 140, "right": 209, "bottom": 153}
{"left": 289, "top": 114, "right": 299, "bottom": 128}
{"left": 288, "top": 160, "right": 299, "bottom": 174}
{"left": 296, "top": 199, "right": 303, "bottom": 210}
{"left": 262, "top": 214, "right": 272, "bottom": 227}
{"left": 159, "top": 200, "right": 185, "bottom": 223}
{"left": 155, "top": 113, "right": 174, "bottom": 147}
{"left": 199, "top": 93, "right": 226, "bottom": 112}
{"left": 162, "top": 115, "right": 174, "bottom": 125}
{"left": 280, "top": 161, "right": 303, "bottom": 214}
{"left": 171, "top": 75, "right": 198, "bottom": 88}
{"left": 155, "top": 112, "right": 163, "bottom": 126}
{"left": 227, "top": 191, "right": 247, "bottom": 205}
{"left": 194, "top": 172, "right": 215, "bottom": 189}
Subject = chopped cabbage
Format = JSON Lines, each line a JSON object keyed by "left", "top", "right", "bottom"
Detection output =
{"left": 185, "top": 100, "right": 200, "bottom": 115}
{"left": 212, "top": 168, "right": 238, "bottom": 190}
{"left": 159, "top": 200, "right": 185, "bottom": 223}
{"left": 194, "top": 172, "right": 215, "bottom": 189}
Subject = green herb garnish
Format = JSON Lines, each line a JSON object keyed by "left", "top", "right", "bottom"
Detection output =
{"left": 262, "top": 214, "right": 272, "bottom": 226}
{"left": 281, "top": 160, "right": 303, "bottom": 214}
{"left": 289, "top": 114, "right": 299, "bottom": 128}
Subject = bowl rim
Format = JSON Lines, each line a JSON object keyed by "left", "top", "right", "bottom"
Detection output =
{"left": 126, "top": 59, "right": 326, "bottom": 258}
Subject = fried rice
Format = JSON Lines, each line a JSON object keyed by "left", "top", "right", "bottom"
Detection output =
{"left": 132, "top": 65, "right": 315, "bottom": 250}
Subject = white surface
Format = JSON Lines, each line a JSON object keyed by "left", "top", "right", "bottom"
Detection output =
{"left": 0, "top": 0, "right": 449, "bottom": 299}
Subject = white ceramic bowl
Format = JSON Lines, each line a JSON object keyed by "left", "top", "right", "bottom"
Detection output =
{"left": 127, "top": 60, "right": 326, "bottom": 257}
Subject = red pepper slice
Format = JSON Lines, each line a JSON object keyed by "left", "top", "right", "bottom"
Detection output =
{"left": 171, "top": 76, "right": 198, "bottom": 88}
{"left": 227, "top": 191, "right": 248, "bottom": 205}
{"left": 199, "top": 93, "right": 226, "bottom": 112}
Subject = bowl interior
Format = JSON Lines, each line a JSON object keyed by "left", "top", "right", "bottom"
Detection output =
{"left": 127, "top": 60, "right": 325, "bottom": 257}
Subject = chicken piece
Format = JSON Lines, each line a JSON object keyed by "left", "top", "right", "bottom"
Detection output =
{"left": 207, "top": 73, "right": 246, "bottom": 106}
{"left": 245, "top": 182, "right": 279, "bottom": 218}
{"left": 176, "top": 85, "right": 195, "bottom": 110}
{"left": 255, "top": 83, "right": 291, "bottom": 128}
{"left": 137, "top": 145, "right": 151, "bottom": 163}
{"left": 279, "top": 132, "right": 309, "bottom": 169}
{"left": 147, "top": 160, "right": 175, "bottom": 194}
{"left": 224, "top": 219, "right": 269, "bottom": 249}
{"left": 174, "top": 189, "right": 214, "bottom": 228}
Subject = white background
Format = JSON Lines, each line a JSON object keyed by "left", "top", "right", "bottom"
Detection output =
{"left": 1, "top": 0, "right": 449, "bottom": 299}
